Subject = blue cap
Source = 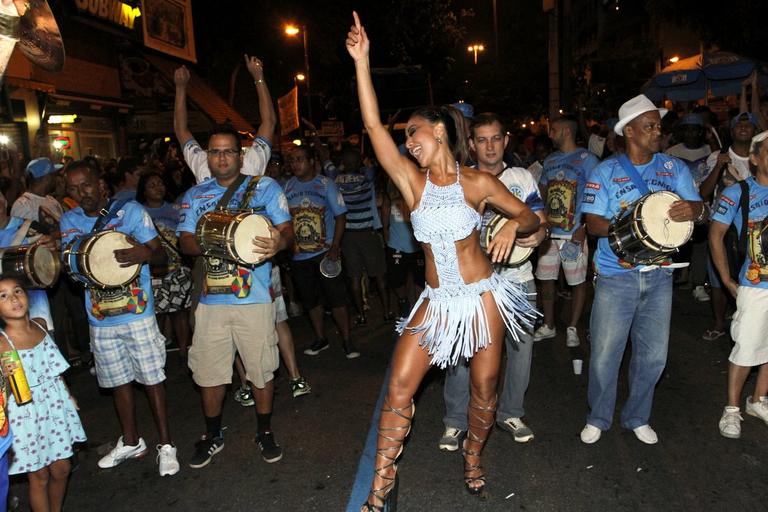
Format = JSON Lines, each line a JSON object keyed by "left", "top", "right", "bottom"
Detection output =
{"left": 680, "top": 113, "right": 704, "bottom": 127}
{"left": 730, "top": 111, "right": 759, "bottom": 129}
{"left": 26, "top": 158, "right": 62, "bottom": 179}
{"left": 451, "top": 102, "right": 474, "bottom": 119}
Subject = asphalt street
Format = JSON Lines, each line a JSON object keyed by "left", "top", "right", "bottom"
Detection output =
{"left": 9, "top": 285, "right": 767, "bottom": 511}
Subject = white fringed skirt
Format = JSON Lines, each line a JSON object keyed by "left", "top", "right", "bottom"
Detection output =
{"left": 396, "top": 272, "right": 538, "bottom": 368}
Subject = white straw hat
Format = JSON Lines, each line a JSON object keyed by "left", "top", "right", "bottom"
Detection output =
{"left": 614, "top": 94, "right": 669, "bottom": 135}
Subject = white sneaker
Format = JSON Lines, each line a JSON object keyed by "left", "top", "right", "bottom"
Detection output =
{"left": 633, "top": 424, "right": 658, "bottom": 444}
{"left": 533, "top": 325, "right": 556, "bottom": 341}
{"left": 438, "top": 427, "right": 464, "bottom": 452}
{"left": 98, "top": 436, "right": 148, "bottom": 468}
{"left": 156, "top": 444, "right": 180, "bottom": 476}
{"left": 692, "top": 285, "right": 710, "bottom": 302}
{"left": 719, "top": 406, "right": 742, "bottom": 439}
{"left": 580, "top": 424, "right": 601, "bottom": 444}
{"left": 566, "top": 326, "right": 580, "bottom": 347}
{"left": 745, "top": 396, "right": 768, "bottom": 425}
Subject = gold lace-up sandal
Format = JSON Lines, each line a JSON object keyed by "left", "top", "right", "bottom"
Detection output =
{"left": 361, "top": 398, "right": 415, "bottom": 512}
{"left": 462, "top": 396, "right": 497, "bottom": 496}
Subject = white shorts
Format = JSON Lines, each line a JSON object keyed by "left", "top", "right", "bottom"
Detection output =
{"left": 535, "top": 238, "right": 588, "bottom": 285}
{"left": 729, "top": 286, "right": 768, "bottom": 366}
{"left": 271, "top": 265, "right": 288, "bottom": 323}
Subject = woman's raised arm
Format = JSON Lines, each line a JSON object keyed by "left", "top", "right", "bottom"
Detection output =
{"left": 347, "top": 12, "right": 417, "bottom": 206}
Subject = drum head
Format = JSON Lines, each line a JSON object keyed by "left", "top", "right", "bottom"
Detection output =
{"left": 233, "top": 214, "right": 272, "bottom": 264}
{"left": 638, "top": 191, "right": 693, "bottom": 249}
{"left": 31, "top": 245, "right": 59, "bottom": 286}
{"left": 89, "top": 231, "right": 140, "bottom": 286}
{"left": 485, "top": 214, "right": 532, "bottom": 266}
{"left": 319, "top": 255, "right": 342, "bottom": 278}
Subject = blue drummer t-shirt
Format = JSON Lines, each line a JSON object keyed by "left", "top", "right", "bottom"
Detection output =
{"left": 0, "top": 217, "right": 52, "bottom": 327}
{"left": 540, "top": 148, "right": 599, "bottom": 238}
{"left": 145, "top": 202, "right": 182, "bottom": 271}
{"left": 581, "top": 153, "right": 701, "bottom": 276}
{"left": 177, "top": 175, "right": 290, "bottom": 305}
{"left": 283, "top": 175, "right": 347, "bottom": 261}
{"left": 710, "top": 176, "right": 768, "bottom": 288}
{"left": 60, "top": 201, "right": 158, "bottom": 326}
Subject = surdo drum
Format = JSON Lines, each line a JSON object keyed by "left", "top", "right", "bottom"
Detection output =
{"left": 63, "top": 231, "right": 141, "bottom": 289}
{"left": 608, "top": 191, "right": 693, "bottom": 265}
{"left": 0, "top": 244, "right": 60, "bottom": 288}
{"left": 195, "top": 210, "right": 273, "bottom": 265}
{"left": 483, "top": 213, "right": 534, "bottom": 266}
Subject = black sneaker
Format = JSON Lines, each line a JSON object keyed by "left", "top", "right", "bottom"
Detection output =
{"left": 188, "top": 434, "right": 224, "bottom": 469}
{"left": 343, "top": 341, "right": 361, "bottom": 359}
{"left": 256, "top": 431, "right": 283, "bottom": 463}
{"left": 303, "top": 338, "right": 329, "bottom": 356}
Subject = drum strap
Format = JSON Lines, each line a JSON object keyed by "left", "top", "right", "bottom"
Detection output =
{"left": 238, "top": 175, "right": 262, "bottom": 209}
{"left": 216, "top": 173, "right": 247, "bottom": 210}
{"left": 617, "top": 154, "right": 650, "bottom": 196}
{"left": 10, "top": 220, "right": 32, "bottom": 246}
{"left": 91, "top": 199, "right": 129, "bottom": 233}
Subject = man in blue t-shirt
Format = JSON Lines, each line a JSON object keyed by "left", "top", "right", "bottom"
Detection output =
{"left": 284, "top": 145, "right": 359, "bottom": 359}
{"left": 322, "top": 145, "right": 392, "bottom": 324}
{"left": 535, "top": 115, "right": 599, "bottom": 347}
{"left": 709, "top": 130, "right": 768, "bottom": 440}
{"left": 579, "top": 95, "right": 704, "bottom": 446}
{"left": 178, "top": 126, "right": 293, "bottom": 468}
{"left": 61, "top": 162, "right": 179, "bottom": 476}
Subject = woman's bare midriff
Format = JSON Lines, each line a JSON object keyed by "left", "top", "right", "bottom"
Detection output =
{"left": 420, "top": 231, "right": 493, "bottom": 288}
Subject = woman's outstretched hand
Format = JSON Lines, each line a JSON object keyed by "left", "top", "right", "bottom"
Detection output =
{"left": 346, "top": 11, "right": 369, "bottom": 61}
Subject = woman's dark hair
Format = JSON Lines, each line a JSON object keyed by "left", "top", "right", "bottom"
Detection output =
{"left": 410, "top": 105, "right": 470, "bottom": 165}
{"left": 136, "top": 170, "right": 166, "bottom": 205}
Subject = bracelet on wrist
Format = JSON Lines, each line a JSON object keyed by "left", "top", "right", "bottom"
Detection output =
{"left": 254, "top": 79, "right": 264, "bottom": 84}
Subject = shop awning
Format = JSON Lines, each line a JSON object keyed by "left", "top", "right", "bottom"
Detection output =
{"left": 5, "top": 76, "right": 56, "bottom": 94}
{"left": 145, "top": 54, "right": 255, "bottom": 134}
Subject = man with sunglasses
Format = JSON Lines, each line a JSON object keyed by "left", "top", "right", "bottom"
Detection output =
{"left": 580, "top": 95, "right": 704, "bottom": 445}
{"left": 173, "top": 56, "right": 276, "bottom": 181}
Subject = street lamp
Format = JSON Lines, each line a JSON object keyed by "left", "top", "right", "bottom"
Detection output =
{"left": 285, "top": 23, "right": 313, "bottom": 122}
{"left": 467, "top": 44, "right": 484, "bottom": 65}
{"left": 295, "top": 73, "right": 305, "bottom": 82}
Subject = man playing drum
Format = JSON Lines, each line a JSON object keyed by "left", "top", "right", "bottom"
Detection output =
{"left": 710, "top": 130, "right": 768, "bottom": 439}
{"left": 60, "top": 163, "right": 179, "bottom": 476}
{"left": 439, "top": 112, "right": 549, "bottom": 450}
{"left": 580, "top": 94, "right": 704, "bottom": 445}
{"left": 177, "top": 126, "right": 294, "bottom": 468}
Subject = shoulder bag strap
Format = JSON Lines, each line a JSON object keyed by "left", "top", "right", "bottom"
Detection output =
{"left": 617, "top": 154, "right": 651, "bottom": 196}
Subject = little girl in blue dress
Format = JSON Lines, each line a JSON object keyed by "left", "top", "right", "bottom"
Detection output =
{"left": 0, "top": 276, "right": 86, "bottom": 511}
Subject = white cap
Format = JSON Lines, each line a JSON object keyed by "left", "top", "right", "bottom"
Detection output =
{"left": 614, "top": 94, "right": 669, "bottom": 135}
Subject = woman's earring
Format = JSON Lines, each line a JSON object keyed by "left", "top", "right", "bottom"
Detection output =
{"left": 436, "top": 136, "right": 443, "bottom": 144}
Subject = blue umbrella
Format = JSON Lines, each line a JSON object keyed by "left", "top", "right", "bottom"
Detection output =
{"left": 643, "top": 51, "right": 767, "bottom": 101}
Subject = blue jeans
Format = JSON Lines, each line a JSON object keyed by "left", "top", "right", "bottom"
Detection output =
{"left": 443, "top": 280, "right": 536, "bottom": 429}
{"left": 587, "top": 269, "right": 672, "bottom": 430}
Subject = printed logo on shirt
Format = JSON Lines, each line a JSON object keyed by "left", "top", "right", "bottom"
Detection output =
{"left": 716, "top": 205, "right": 727, "bottom": 215}
{"left": 656, "top": 171, "right": 673, "bottom": 177}
{"left": 746, "top": 219, "right": 768, "bottom": 284}
{"left": 291, "top": 205, "right": 326, "bottom": 253}
{"left": 546, "top": 179, "right": 577, "bottom": 231}
{"left": 583, "top": 193, "right": 595, "bottom": 204}
{"left": 586, "top": 182, "right": 601, "bottom": 190}
{"left": 664, "top": 160, "right": 674, "bottom": 170}
{"left": 613, "top": 177, "right": 631, "bottom": 183}
{"left": 721, "top": 196, "right": 736, "bottom": 207}
{"left": 204, "top": 257, "right": 252, "bottom": 298}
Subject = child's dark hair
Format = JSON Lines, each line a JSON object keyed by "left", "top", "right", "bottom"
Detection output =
{"left": 0, "top": 275, "right": 27, "bottom": 328}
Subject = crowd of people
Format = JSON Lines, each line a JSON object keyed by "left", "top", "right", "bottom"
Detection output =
{"left": 0, "top": 15, "right": 764, "bottom": 511}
